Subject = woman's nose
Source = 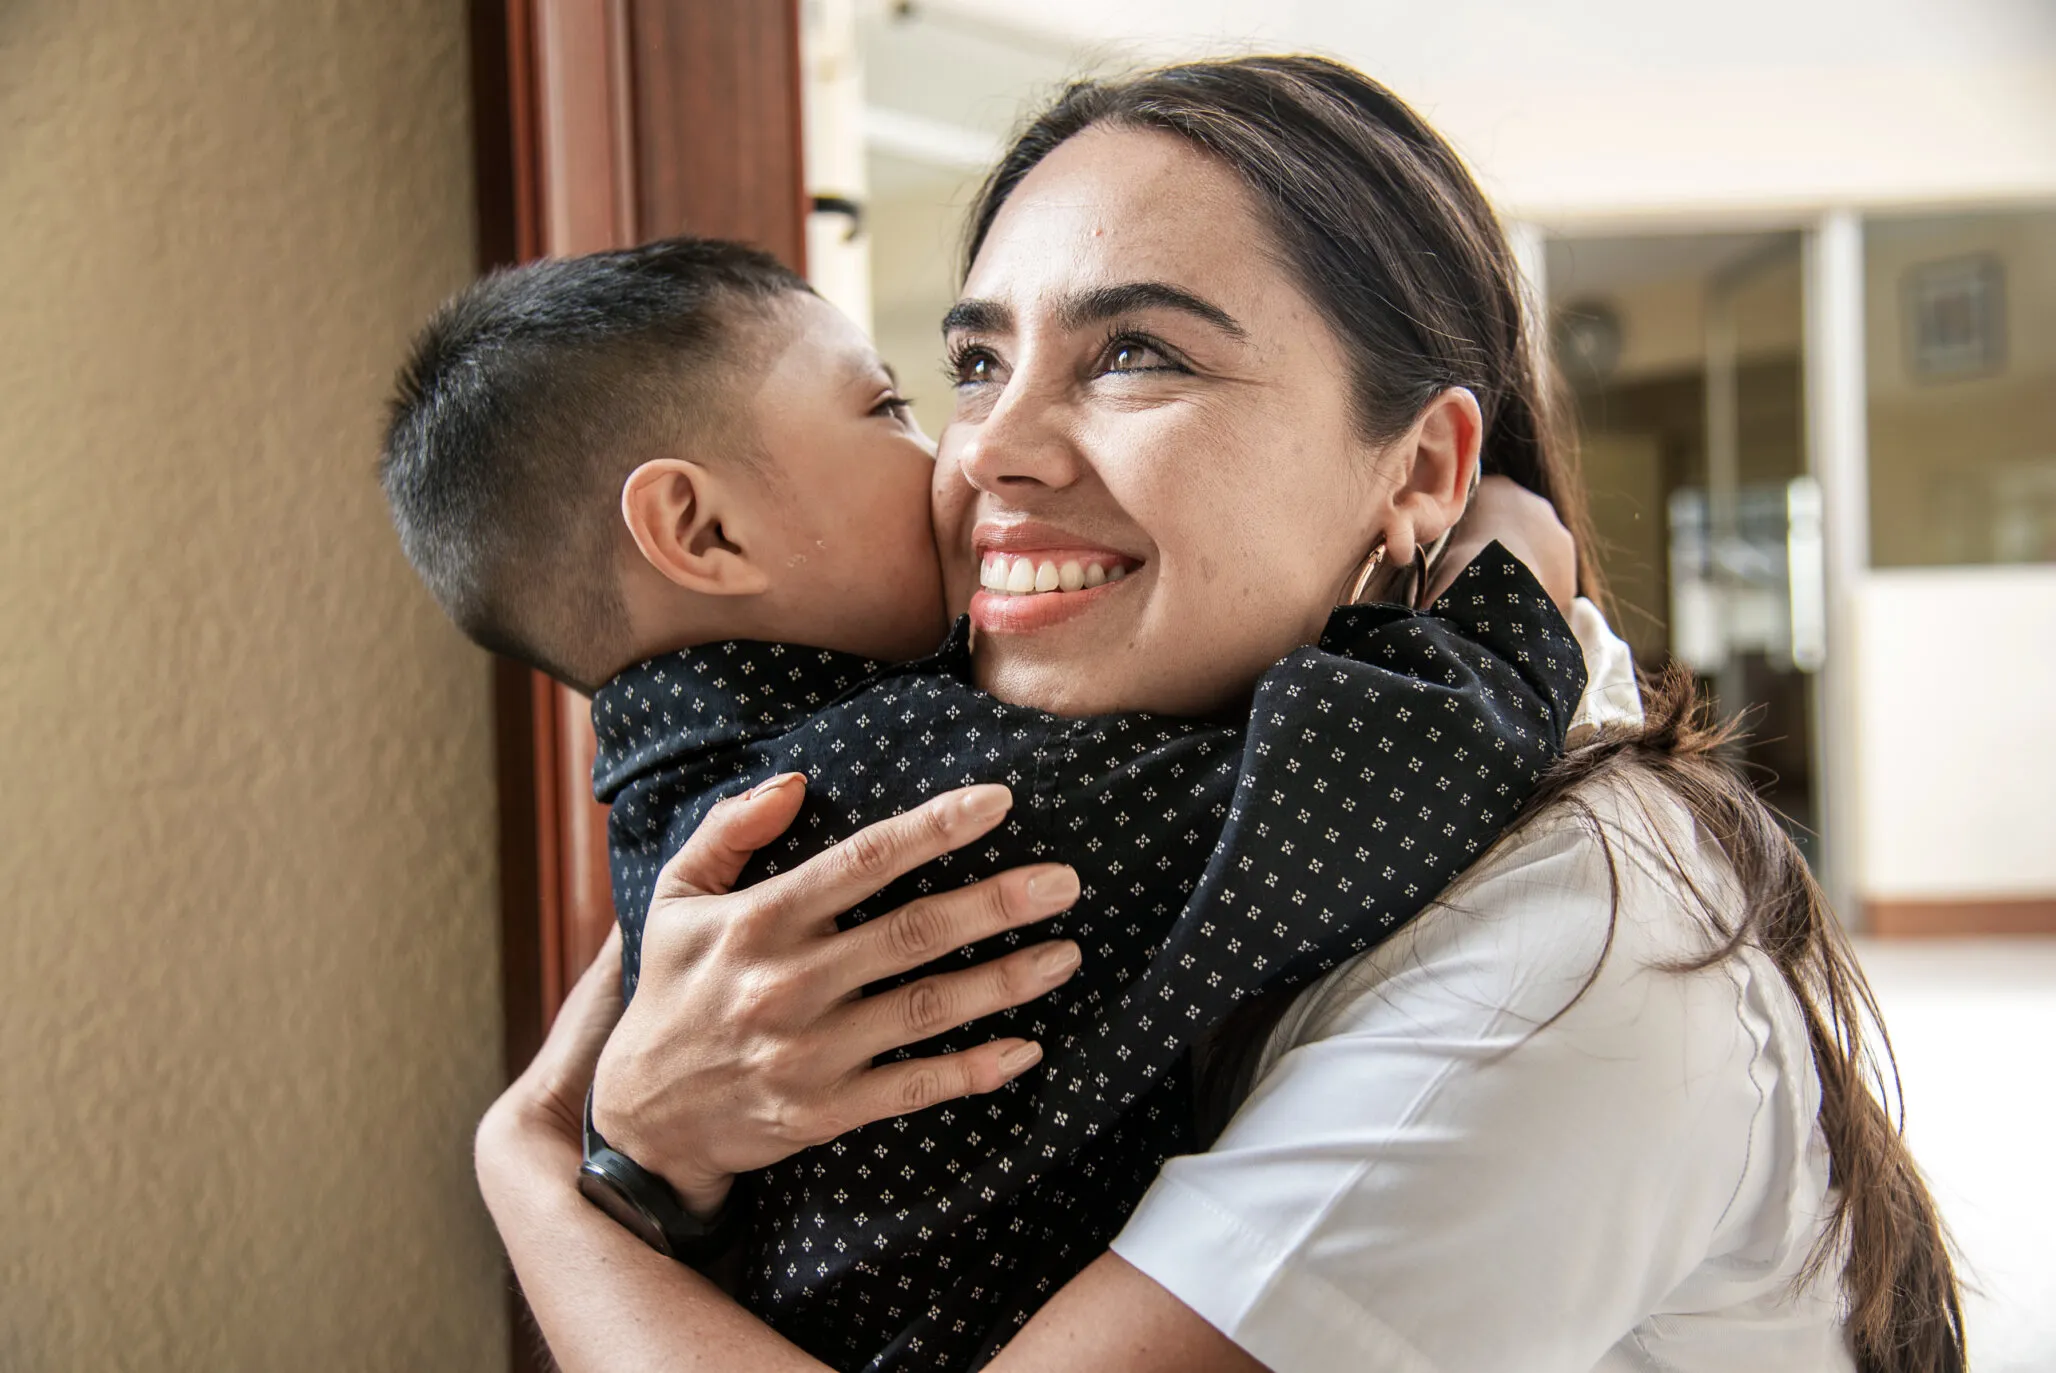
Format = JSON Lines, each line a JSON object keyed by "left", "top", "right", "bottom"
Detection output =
{"left": 953, "top": 379, "right": 1086, "bottom": 495}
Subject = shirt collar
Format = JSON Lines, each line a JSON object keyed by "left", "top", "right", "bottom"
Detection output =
{"left": 589, "top": 619, "right": 972, "bottom": 801}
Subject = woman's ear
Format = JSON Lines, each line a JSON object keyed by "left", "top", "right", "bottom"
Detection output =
{"left": 619, "top": 458, "right": 773, "bottom": 597}
{"left": 1378, "top": 387, "right": 1483, "bottom": 568}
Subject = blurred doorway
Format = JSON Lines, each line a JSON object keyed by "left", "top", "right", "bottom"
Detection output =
{"left": 1546, "top": 231, "right": 1826, "bottom": 865}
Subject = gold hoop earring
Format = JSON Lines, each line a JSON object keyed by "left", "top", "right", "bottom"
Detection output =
{"left": 1410, "top": 546, "right": 1433, "bottom": 610}
{"left": 1345, "top": 537, "right": 1388, "bottom": 606}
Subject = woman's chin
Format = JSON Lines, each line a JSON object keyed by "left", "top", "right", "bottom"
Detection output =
{"left": 971, "top": 648, "right": 1119, "bottom": 719}
{"left": 972, "top": 634, "right": 1251, "bottom": 721}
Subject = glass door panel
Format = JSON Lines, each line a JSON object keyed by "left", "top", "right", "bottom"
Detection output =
{"left": 1546, "top": 230, "right": 1822, "bottom": 863}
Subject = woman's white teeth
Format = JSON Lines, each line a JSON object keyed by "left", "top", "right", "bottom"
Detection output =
{"left": 981, "top": 554, "right": 1128, "bottom": 596}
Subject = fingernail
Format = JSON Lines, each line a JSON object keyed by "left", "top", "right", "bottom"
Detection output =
{"left": 959, "top": 784, "right": 1012, "bottom": 822}
{"left": 999, "top": 1040, "right": 1043, "bottom": 1073}
{"left": 1024, "top": 866, "right": 1080, "bottom": 906}
{"left": 1036, "top": 940, "right": 1081, "bottom": 976}
{"left": 747, "top": 772, "right": 804, "bottom": 800}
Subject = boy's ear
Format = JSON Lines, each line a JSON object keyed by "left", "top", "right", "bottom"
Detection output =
{"left": 620, "top": 458, "right": 773, "bottom": 597}
{"left": 1377, "top": 387, "right": 1483, "bottom": 569}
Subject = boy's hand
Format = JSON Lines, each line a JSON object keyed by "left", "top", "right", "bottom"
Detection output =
{"left": 1424, "top": 475, "right": 1577, "bottom": 615}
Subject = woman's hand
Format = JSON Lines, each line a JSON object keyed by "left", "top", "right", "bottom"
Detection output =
{"left": 1426, "top": 474, "right": 1578, "bottom": 614}
{"left": 592, "top": 773, "right": 1083, "bottom": 1217}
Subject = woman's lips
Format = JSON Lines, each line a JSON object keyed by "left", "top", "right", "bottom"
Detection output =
{"left": 970, "top": 549, "right": 1139, "bottom": 634}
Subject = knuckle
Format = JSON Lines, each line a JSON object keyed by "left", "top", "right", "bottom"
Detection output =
{"left": 751, "top": 1039, "right": 810, "bottom": 1098}
{"left": 900, "top": 980, "right": 955, "bottom": 1037}
{"left": 808, "top": 1106, "right": 853, "bottom": 1145}
{"left": 993, "top": 952, "right": 1039, "bottom": 1002}
{"left": 841, "top": 825, "right": 900, "bottom": 882}
{"left": 921, "top": 800, "right": 958, "bottom": 845}
{"left": 763, "top": 1096, "right": 817, "bottom": 1149}
{"left": 731, "top": 887, "right": 788, "bottom": 939}
{"left": 982, "top": 875, "right": 1020, "bottom": 928}
{"left": 731, "top": 967, "right": 797, "bottom": 1027}
{"left": 897, "top": 1066, "right": 947, "bottom": 1113}
{"left": 884, "top": 901, "right": 946, "bottom": 965}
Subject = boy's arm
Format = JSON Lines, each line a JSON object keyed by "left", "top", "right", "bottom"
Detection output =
{"left": 1000, "top": 545, "right": 1585, "bottom": 1160}
{"left": 1109, "top": 544, "right": 1587, "bottom": 1044}
{"left": 1425, "top": 474, "right": 1578, "bottom": 615}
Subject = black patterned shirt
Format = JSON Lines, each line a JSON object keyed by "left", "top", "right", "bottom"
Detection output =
{"left": 591, "top": 545, "right": 1586, "bottom": 1371}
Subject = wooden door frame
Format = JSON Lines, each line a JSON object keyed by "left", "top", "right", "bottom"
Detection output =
{"left": 467, "top": 2, "right": 808, "bottom": 1363}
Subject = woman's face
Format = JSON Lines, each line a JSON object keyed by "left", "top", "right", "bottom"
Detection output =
{"left": 932, "top": 125, "right": 1396, "bottom": 718}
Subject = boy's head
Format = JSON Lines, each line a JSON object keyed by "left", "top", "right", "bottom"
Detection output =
{"left": 381, "top": 236, "right": 944, "bottom": 693}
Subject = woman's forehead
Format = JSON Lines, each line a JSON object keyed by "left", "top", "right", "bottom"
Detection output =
{"left": 964, "top": 125, "right": 1281, "bottom": 306}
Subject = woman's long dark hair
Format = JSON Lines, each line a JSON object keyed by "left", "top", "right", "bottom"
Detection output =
{"left": 965, "top": 55, "right": 1964, "bottom": 1373}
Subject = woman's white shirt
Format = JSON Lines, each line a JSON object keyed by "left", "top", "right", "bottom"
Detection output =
{"left": 1109, "top": 602, "right": 1853, "bottom": 1373}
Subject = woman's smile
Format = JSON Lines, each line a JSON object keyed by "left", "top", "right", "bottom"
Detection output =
{"left": 970, "top": 520, "right": 1144, "bottom": 634}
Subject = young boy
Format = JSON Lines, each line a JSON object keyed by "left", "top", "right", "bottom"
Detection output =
{"left": 381, "top": 237, "right": 1585, "bottom": 1371}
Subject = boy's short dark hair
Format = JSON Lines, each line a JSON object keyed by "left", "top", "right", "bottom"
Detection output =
{"left": 380, "top": 236, "right": 810, "bottom": 691}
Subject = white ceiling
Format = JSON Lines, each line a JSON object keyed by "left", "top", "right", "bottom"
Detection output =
{"left": 891, "top": 0, "right": 2056, "bottom": 77}
{"left": 858, "top": 0, "right": 2056, "bottom": 220}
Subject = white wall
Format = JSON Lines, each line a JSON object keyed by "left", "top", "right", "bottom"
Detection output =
{"left": 1853, "top": 566, "right": 2056, "bottom": 899}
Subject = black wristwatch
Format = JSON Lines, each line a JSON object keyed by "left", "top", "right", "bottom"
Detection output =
{"left": 578, "top": 1087, "right": 748, "bottom": 1265}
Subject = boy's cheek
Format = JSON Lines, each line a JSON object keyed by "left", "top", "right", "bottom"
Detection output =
{"left": 928, "top": 460, "right": 975, "bottom": 574}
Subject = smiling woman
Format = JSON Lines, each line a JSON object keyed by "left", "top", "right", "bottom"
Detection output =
{"left": 929, "top": 124, "right": 1499, "bottom": 718}
{"left": 473, "top": 54, "right": 1963, "bottom": 1373}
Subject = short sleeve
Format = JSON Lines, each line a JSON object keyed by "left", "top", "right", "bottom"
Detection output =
{"left": 1109, "top": 786, "right": 1842, "bottom": 1373}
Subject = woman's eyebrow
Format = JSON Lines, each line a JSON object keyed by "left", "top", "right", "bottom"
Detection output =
{"left": 941, "top": 298, "right": 1008, "bottom": 335}
{"left": 1059, "top": 281, "right": 1247, "bottom": 339}
{"left": 941, "top": 283, "right": 1247, "bottom": 341}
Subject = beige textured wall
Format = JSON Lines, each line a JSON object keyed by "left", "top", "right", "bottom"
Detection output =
{"left": 0, "top": 3, "right": 506, "bottom": 1369}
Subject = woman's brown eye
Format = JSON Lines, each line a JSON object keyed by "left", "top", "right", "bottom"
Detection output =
{"left": 1105, "top": 339, "right": 1172, "bottom": 374}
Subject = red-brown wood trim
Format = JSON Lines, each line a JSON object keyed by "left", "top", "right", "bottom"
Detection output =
{"left": 473, "top": 0, "right": 540, "bottom": 1086}
{"left": 550, "top": 684, "right": 617, "bottom": 991}
{"left": 470, "top": 0, "right": 523, "bottom": 271}
{"left": 623, "top": 0, "right": 809, "bottom": 268}
{"left": 473, "top": 10, "right": 810, "bottom": 1363}
{"left": 533, "top": 0, "right": 635, "bottom": 259}
{"left": 1866, "top": 897, "right": 2056, "bottom": 937}
{"left": 470, "top": 7, "right": 552, "bottom": 1371}
{"left": 478, "top": 0, "right": 812, "bottom": 1063}
{"left": 526, "top": 0, "right": 639, "bottom": 1016}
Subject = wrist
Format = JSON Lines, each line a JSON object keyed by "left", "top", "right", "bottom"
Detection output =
{"left": 589, "top": 1090, "right": 737, "bottom": 1222}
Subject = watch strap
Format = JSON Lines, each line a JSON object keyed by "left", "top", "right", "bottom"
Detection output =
{"left": 579, "top": 1086, "right": 748, "bottom": 1266}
